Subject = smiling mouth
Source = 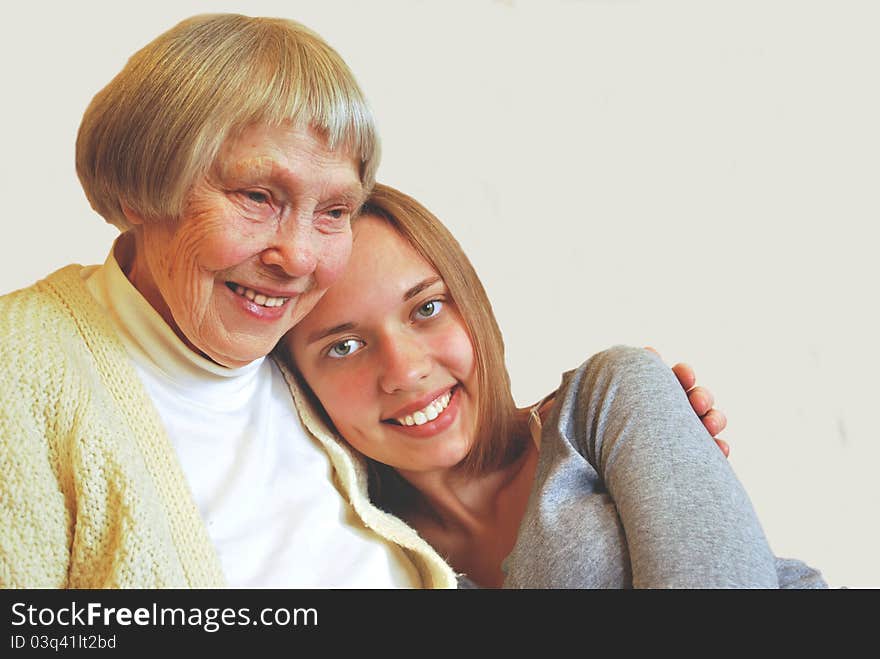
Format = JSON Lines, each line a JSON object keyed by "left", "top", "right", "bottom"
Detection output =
{"left": 384, "top": 387, "right": 457, "bottom": 427}
{"left": 226, "top": 282, "right": 290, "bottom": 308}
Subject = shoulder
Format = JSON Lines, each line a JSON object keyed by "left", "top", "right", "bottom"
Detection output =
{"left": 584, "top": 344, "right": 667, "bottom": 375}
{"left": 0, "top": 271, "right": 95, "bottom": 475}
{"left": 0, "top": 265, "right": 113, "bottom": 398}
{"left": 559, "top": 345, "right": 674, "bottom": 400}
{"left": 0, "top": 265, "right": 95, "bottom": 339}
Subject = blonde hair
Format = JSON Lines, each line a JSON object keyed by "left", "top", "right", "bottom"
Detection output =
{"left": 76, "top": 13, "right": 379, "bottom": 230}
{"left": 360, "top": 184, "right": 528, "bottom": 485}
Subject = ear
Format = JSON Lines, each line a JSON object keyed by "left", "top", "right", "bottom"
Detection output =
{"left": 120, "top": 201, "right": 146, "bottom": 226}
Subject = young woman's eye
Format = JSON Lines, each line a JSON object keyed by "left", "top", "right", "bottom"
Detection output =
{"left": 327, "top": 338, "right": 365, "bottom": 359}
{"left": 415, "top": 300, "right": 443, "bottom": 320}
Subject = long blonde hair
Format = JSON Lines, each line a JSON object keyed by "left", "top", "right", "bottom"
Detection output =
{"left": 357, "top": 184, "right": 528, "bottom": 508}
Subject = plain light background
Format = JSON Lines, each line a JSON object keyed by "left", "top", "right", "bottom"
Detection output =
{"left": 2, "top": 0, "right": 877, "bottom": 588}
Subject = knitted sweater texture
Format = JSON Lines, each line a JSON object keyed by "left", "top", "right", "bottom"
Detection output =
{"left": 0, "top": 265, "right": 456, "bottom": 588}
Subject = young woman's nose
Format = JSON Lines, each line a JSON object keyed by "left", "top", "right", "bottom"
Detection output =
{"left": 378, "top": 333, "right": 431, "bottom": 394}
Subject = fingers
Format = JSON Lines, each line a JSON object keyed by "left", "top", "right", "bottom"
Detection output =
{"left": 687, "top": 386, "right": 715, "bottom": 417}
{"left": 645, "top": 347, "right": 728, "bottom": 452}
{"left": 713, "top": 437, "right": 730, "bottom": 458}
{"left": 700, "top": 408, "right": 727, "bottom": 437}
{"left": 671, "top": 362, "right": 697, "bottom": 391}
{"left": 690, "top": 381, "right": 729, "bottom": 459}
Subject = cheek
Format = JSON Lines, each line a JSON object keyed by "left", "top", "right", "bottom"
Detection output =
{"left": 161, "top": 237, "right": 222, "bottom": 306}
{"left": 313, "top": 232, "right": 353, "bottom": 289}
{"left": 175, "top": 198, "right": 262, "bottom": 273}
{"left": 178, "top": 227, "right": 256, "bottom": 274}
{"left": 309, "top": 364, "right": 376, "bottom": 436}
{"left": 201, "top": 244, "right": 257, "bottom": 276}
{"left": 436, "top": 324, "right": 477, "bottom": 381}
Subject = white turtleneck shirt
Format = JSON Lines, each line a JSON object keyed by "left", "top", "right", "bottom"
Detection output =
{"left": 82, "top": 239, "right": 420, "bottom": 588}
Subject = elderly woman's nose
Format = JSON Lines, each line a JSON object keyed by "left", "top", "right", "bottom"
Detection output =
{"left": 379, "top": 334, "right": 431, "bottom": 394}
{"left": 260, "top": 226, "right": 318, "bottom": 277}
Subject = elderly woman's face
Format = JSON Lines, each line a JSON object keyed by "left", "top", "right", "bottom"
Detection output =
{"left": 127, "top": 123, "right": 363, "bottom": 367}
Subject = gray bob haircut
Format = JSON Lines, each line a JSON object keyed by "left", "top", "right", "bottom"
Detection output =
{"left": 76, "top": 13, "right": 379, "bottom": 230}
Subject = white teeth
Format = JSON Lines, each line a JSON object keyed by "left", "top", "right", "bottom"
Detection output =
{"left": 231, "top": 284, "right": 289, "bottom": 308}
{"left": 396, "top": 391, "right": 452, "bottom": 427}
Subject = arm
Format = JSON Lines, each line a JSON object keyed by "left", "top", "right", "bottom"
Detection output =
{"left": 0, "top": 410, "right": 73, "bottom": 587}
{"left": 0, "top": 367, "right": 73, "bottom": 587}
{"left": 559, "top": 346, "right": 778, "bottom": 587}
{"left": 646, "top": 347, "right": 729, "bottom": 457}
{"left": 0, "top": 288, "right": 76, "bottom": 588}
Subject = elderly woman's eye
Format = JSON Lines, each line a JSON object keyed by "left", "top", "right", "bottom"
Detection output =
{"left": 327, "top": 208, "right": 346, "bottom": 219}
{"left": 415, "top": 300, "right": 443, "bottom": 319}
{"left": 245, "top": 190, "right": 271, "bottom": 204}
{"left": 328, "top": 338, "right": 364, "bottom": 359}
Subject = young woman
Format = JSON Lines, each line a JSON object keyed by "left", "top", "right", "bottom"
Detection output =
{"left": 285, "top": 183, "right": 826, "bottom": 588}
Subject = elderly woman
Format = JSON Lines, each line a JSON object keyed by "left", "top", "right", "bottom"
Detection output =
{"left": 0, "top": 13, "right": 455, "bottom": 589}
{"left": 0, "top": 13, "right": 726, "bottom": 589}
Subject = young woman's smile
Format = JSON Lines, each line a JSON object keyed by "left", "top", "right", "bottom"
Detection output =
{"left": 381, "top": 385, "right": 462, "bottom": 438}
{"left": 288, "top": 215, "right": 478, "bottom": 475}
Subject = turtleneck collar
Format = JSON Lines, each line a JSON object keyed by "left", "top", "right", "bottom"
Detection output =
{"left": 84, "top": 234, "right": 265, "bottom": 401}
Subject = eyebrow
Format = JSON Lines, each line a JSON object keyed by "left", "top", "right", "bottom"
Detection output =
{"left": 342, "top": 183, "right": 368, "bottom": 202}
{"left": 217, "top": 159, "right": 364, "bottom": 203}
{"left": 403, "top": 276, "right": 442, "bottom": 301}
{"left": 305, "top": 276, "right": 443, "bottom": 345}
{"left": 306, "top": 322, "right": 357, "bottom": 345}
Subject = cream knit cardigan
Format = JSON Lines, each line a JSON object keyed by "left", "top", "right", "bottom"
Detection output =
{"left": 0, "top": 265, "right": 457, "bottom": 589}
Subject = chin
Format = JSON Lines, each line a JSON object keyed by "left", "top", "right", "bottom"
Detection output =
{"left": 424, "top": 446, "right": 473, "bottom": 472}
{"left": 203, "top": 341, "right": 272, "bottom": 368}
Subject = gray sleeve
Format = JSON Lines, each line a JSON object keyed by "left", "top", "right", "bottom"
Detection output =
{"left": 775, "top": 557, "right": 828, "bottom": 589}
{"left": 555, "top": 346, "right": 780, "bottom": 588}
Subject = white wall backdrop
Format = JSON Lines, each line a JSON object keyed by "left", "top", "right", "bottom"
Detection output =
{"left": 2, "top": 0, "right": 877, "bottom": 588}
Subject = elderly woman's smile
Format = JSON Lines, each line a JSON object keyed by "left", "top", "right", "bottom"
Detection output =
{"left": 123, "top": 122, "right": 362, "bottom": 368}
{"left": 1, "top": 13, "right": 438, "bottom": 590}
{"left": 225, "top": 281, "right": 296, "bottom": 309}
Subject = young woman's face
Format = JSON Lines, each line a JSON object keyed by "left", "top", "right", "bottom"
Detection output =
{"left": 288, "top": 215, "right": 478, "bottom": 477}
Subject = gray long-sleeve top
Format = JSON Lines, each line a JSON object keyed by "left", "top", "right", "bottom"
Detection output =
{"left": 494, "top": 346, "right": 826, "bottom": 588}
